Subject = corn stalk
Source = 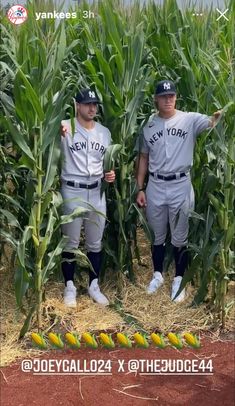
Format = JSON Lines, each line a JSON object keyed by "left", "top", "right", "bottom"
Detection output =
{"left": 0, "top": 3, "right": 81, "bottom": 335}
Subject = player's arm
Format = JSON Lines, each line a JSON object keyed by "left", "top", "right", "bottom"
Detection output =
{"left": 61, "top": 125, "right": 67, "bottom": 137}
{"left": 104, "top": 170, "right": 115, "bottom": 183}
{"left": 136, "top": 152, "right": 149, "bottom": 207}
{"left": 60, "top": 120, "right": 71, "bottom": 137}
{"left": 210, "top": 110, "right": 222, "bottom": 127}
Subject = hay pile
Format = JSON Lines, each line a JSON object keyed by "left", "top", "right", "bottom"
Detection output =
{"left": 0, "top": 234, "right": 234, "bottom": 367}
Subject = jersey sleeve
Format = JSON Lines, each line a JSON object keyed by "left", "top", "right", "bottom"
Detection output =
{"left": 134, "top": 131, "right": 149, "bottom": 154}
{"left": 191, "top": 113, "right": 211, "bottom": 136}
{"left": 107, "top": 129, "right": 112, "bottom": 145}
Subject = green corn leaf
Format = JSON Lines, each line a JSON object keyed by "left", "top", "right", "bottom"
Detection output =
{"left": 17, "top": 69, "right": 44, "bottom": 121}
{"left": 42, "top": 136, "right": 61, "bottom": 194}
{"left": 224, "top": 222, "right": 235, "bottom": 251}
{"left": 103, "top": 144, "right": 122, "bottom": 172}
{"left": 3, "top": 111, "right": 35, "bottom": 162}
{"left": 19, "top": 304, "right": 37, "bottom": 338}
{"left": 14, "top": 266, "right": 30, "bottom": 308}
{"left": 132, "top": 203, "right": 154, "bottom": 244}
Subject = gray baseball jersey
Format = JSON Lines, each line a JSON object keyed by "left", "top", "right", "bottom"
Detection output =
{"left": 139, "top": 110, "right": 211, "bottom": 174}
{"left": 61, "top": 119, "right": 111, "bottom": 182}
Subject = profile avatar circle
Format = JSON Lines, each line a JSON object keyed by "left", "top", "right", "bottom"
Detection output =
{"left": 7, "top": 5, "right": 28, "bottom": 25}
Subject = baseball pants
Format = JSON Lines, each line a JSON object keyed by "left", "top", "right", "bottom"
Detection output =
{"left": 61, "top": 181, "right": 106, "bottom": 252}
{"left": 145, "top": 175, "right": 194, "bottom": 247}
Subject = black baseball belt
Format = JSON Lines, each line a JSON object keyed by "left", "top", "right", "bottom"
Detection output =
{"left": 149, "top": 172, "right": 187, "bottom": 181}
{"left": 66, "top": 180, "right": 99, "bottom": 189}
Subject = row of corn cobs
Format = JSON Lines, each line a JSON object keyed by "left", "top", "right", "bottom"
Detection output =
{"left": 31, "top": 332, "right": 200, "bottom": 350}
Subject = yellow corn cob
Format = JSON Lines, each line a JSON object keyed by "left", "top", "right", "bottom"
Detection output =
{"left": 99, "top": 333, "right": 115, "bottom": 348}
{"left": 48, "top": 332, "right": 64, "bottom": 349}
{"left": 31, "top": 332, "right": 47, "bottom": 349}
{"left": 167, "top": 333, "right": 183, "bottom": 349}
{"left": 32, "top": 234, "right": 39, "bottom": 247}
{"left": 184, "top": 333, "right": 200, "bottom": 348}
{"left": 116, "top": 333, "right": 132, "bottom": 348}
{"left": 82, "top": 332, "right": 98, "bottom": 348}
{"left": 133, "top": 332, "right": 149, "bottom": 348}
{"left": 150, "top": 333, "right": 166, "bottom": 348}
{"left": 65, "top": 332, "right": 81, "bottom": 348}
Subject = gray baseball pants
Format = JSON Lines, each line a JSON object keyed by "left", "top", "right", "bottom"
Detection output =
{"left": 145, "top": 174, "right": 194, "bottom": 247}
{"left": 61, "top": 180, "right": 106, "bottom": 252}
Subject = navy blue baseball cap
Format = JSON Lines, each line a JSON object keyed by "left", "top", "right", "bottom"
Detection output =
{"left": 75, "top": 88, "right": 100, "bottom": 104}
{"left": 155, "top": 80, "right": 176, "bottom": 96}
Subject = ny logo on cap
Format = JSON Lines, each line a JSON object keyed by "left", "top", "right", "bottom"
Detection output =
{"left": 89, "top": 91, "right": 96, "bottom": 98}
{"left": 163, "top": 82, "right": 171, "bottom": 90}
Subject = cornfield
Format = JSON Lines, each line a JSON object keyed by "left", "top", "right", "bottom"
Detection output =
{"left": 0, "top": 0, "right": 234, "bottom": 335}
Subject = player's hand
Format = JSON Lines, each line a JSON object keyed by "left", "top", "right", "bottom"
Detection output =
{"left": 211, "top": 110, "right": 222, "bottom": 127}
{"left": 104, "top": 170, "right": 115, "bottom": 183}
{"left": 60, "top": 125, "right": 68, "bottom": 137}
{"left": 136, "top": 191, "right": 147, "bottom": 207}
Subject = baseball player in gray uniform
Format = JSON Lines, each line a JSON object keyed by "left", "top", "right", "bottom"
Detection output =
{"left": 136, "top": 80, "right": 221, "bottom": 302}
{"left": 60, "top": 88, "right": 115, "bottom": 307}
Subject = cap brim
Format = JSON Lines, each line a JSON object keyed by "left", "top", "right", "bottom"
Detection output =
{"left": 78, "top": 99, "right": 101, "bottom": 104}
{"left": 155, "top": 91, "right": 176, "bottom": 96}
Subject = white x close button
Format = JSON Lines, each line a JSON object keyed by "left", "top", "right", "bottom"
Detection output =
{"left": 216, "top": 8, "right": 229, "bottom": 21}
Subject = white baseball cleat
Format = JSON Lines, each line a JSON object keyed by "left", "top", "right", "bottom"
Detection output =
{"left": 171, "top": 276, "right": 186, "bottom": 302}
{"left": 88, "top": 279, "right": 109, "bottom": 306}
{"left": 64, "top": 280, "right": 77, "bottom": 307}
{"left": 147, "top": 271, "right": 164, "bottom": 294}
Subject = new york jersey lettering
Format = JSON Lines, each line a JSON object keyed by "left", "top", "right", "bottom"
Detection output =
{"left": 166, "top": 127, "right": 188, "bottom": 139}
{"left": 149, "top": 130, "right": 163, "bottom": 145}
{"left": 69, "top": 141, "right": 106, "bottom": 156}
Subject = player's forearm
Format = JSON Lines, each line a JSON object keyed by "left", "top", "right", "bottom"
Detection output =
{"left": 210, "top": 110, "right": 222, "bottom": 127}
{"left": 136, "top": 154, "right": 149, "bottom": 189}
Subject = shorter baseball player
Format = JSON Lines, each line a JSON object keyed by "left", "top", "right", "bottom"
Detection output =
{"left": 136, "top": 80, "right": 222, "bottom": 302}
{"left": 60, "top": 88, "right": 115, "bottom": 307}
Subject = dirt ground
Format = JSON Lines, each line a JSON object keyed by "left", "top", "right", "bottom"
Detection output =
{"left": 1, "top": 337, "right": 234, "bottom": 406}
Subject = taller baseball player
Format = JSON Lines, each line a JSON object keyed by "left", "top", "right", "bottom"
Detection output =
{"left": 60, "top": 88, "right": 115, "bottom": 307}
{"left": 136, "top": 80, "right": 222, "bottom": 302}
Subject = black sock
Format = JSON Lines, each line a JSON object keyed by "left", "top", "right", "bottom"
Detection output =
{"left": 61, "top": 251, "right": 76, "bottom": 285}
{"left": 173, "top": 246, "right": 188, "bottom": 277}
{"left": 152, "top": 244, "right": 165, "bottom": 274}
{"left": 87, "top": 251, "right": 102, "bottom": 285}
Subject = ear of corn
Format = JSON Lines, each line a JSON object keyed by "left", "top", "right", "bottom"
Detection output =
{"left": 133, "top": 332, "right": 149, "bottom": 348}
{"left": 184, "top": 333, "right": 200, "bottom": 348}
{"left": 116, "top": 333, "right": 132, "bottom": 348}
{"left": 167, "top": 333, "right": 183, "bottom": 349}
{"left": 31, "top": 332, "right": 47, "bottom": 349}
{"left": 99, "top": 333, "right": 115, "bottom": 348}
{"left": 82, "top": 332, "right": 98, "bottom": 349}
{"left": 65, "top": 332, "right": 81, "bottom": 349}
{"left": 150, "top": 333, "right": 166, "bottom": 349}
{"left": 48, "top": 333, "right": 64, "bottom": 349}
